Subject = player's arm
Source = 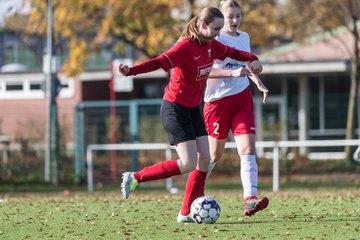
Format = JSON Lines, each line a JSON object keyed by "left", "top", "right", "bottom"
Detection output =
{"left": 117, "top": 56, "right": 166, "bottom": 76}
{"left": 212, "top": 39, "right": 263, "bottom": 74}
{"left": 248, "top": 73, "right": 269, "bottom": 103}
{"left": 247, "top": 60, "right": 263, "bottom": 74}
{"left": 118, "top": 41, "right": 187, "bottom": 77}
{"left": 213, "top": 40, "right": 263, "bottom": 74}
{"left": 209, "top": 66, "right": 251, "bottom": 78}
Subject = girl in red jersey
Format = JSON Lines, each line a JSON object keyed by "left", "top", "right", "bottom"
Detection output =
{"left": 204, "top": 0, "right": 269, "bottom": 217}
{"left": 118, "top": 6, "right": 262, "bottom": 223}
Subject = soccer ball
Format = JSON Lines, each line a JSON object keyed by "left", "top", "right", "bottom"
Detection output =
{"left": 190, "top": 196, "right": 221, "bottom": 224}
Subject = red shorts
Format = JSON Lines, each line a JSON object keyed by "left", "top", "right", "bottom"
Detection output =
{"left": 203, "top": 87, "right": 255, "bottom": 139}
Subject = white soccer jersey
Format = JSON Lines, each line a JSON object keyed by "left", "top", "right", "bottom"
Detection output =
{"left": 204, "top": 30, "right": 251, "bottom": 103}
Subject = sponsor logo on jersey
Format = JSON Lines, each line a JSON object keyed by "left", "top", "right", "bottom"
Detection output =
{"left": 196, "top": 63, "right": 213, "bottom": 81}
{"left": 225, "top": 63, "right": 245, "bottom": 69}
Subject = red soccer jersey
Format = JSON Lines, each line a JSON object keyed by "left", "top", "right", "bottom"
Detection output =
{"left": 127, "top": 38, "right": 258, "bottom": 108}
{"left": 161, "top": 39, "right": 222, "bottom": 108}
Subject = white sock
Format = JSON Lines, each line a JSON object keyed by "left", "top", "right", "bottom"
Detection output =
{"left": 206, "top": 161, "right": 216, "bottom": 180}
{"left": 240, "top": 155, "right": 258, "bottom": 198}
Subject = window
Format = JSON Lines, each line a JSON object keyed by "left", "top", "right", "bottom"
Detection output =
{"left": 3, "top": 33, "right": 42, "bottom": 71}
{"left": 6, "top": 82, "right": 23, "bottom": 91}
{"left": 30, "top": 82, "right": 42, "bottom": 90}
{"left": 0, "top": 73, "right": 74, "bottom": 99}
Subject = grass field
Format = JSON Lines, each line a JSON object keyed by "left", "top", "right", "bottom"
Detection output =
{"left": 0, "top": 182, "right": 359, "bottom": 240}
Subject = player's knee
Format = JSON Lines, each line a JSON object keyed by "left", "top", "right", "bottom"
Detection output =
{"left": 238, "top": 144, "right": 255, "bottom": 156}
{"left": 180, "top": 160, "right": 197, "bottom": 173}
{"left": 211, "top": 149, "right": 224, "bottom": 162}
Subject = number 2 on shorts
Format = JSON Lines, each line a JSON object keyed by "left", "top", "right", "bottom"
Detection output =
{"left": 213, "top": 122, "right": 220, "bottom": 135}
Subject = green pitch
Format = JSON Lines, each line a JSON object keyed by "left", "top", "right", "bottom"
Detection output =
{"left": 0, "top": 188, "right": 359, "bottom": 240}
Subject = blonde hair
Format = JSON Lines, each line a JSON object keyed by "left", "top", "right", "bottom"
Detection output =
{"left": 219, "top": 0, "right": 240, "bottom": 11}
{"left": 178, "top": 7, "right": 223, "bottom": 43}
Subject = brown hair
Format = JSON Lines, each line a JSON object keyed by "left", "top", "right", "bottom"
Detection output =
{"left": 219, "top": 0, "right": 240, "bottom": 11}
{"left": 178, "top": 7, "right": 224, "bottom": 43}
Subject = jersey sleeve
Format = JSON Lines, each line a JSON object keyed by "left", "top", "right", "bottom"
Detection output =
{"left": 160, "top": 40, "right": 188, "bottom": 71}
{"left": 127, "top": 56, "right": 164, "bottom": 76}
{"left": 127, "top": 40, "right": 188, "bottom": 75}
{"left": 243, "top": 32, "right": 251, "bottom": 52}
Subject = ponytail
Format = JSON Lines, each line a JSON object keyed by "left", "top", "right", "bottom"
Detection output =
{"left": 178, "top": 16, "right": 201, "bottom": 43}
{"left": 178, "top": 7, "right": 223, "bottom": 44}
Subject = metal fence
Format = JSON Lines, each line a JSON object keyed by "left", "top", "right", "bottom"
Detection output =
{"left": 86, "top": 139, "right": 360, "bottom": 192}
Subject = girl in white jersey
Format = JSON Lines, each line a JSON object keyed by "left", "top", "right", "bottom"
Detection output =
{"left": 203, "top": 0, "right": 269, "bottom": 217}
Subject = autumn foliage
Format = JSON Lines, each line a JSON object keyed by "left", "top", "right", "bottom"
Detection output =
{"left": 25, "top": 0, "right": 184, "bottom": 76}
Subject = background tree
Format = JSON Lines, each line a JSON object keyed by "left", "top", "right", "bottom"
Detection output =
{"left": 237, "top": 0, "right": 282, "bottom": 51}
{"left": 24, "top": 0, "right": 184, "bottom": 76}
{"left": 20, "top": 0, "right": 285, "bottom": 75}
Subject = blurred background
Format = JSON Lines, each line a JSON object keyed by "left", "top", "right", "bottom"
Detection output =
{"left": 0, "top": 0, "right": 359, "bottom": 191}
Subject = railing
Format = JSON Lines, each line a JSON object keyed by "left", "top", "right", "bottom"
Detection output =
{"left": 86, "top": 143, "right": 173, "bottom": 192}
{"left": 86, "top": 139, "right": 360, "bottom": 192}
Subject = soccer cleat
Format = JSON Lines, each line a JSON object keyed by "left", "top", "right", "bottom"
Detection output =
{"left": 177, "top": 212, "right": 195, "bottom": 223}
{"left": 243, "top": 196, "right": 269, "bottom": 217}
{"left": 121, "top": 172, "right": 138, "bottom": 199}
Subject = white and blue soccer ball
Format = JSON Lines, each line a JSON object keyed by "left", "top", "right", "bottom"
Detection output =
{"left": 190, "top": 196, "right": 221, "bottom": 224}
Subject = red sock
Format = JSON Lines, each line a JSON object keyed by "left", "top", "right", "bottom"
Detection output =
{"left": 180, "top": 169, "right": 207, "bottom": 216}
{"left": 133, "top": 160, "right": 181, "bottom": 183}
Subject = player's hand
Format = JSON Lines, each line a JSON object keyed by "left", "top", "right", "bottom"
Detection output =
{"left": 231, "top": 66, "right": 251, "bottom": 77}
{"left": 247, "top": 60, "right": 263, "bottom": 74}
{"left": 248, "top": 73, "right": 269, "bottom": 103}
{"left": 117, "top": 64, "right": 129, "bottom": 76}
{"left": 257, "top": 80, "right": 269, "bottom": 103}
